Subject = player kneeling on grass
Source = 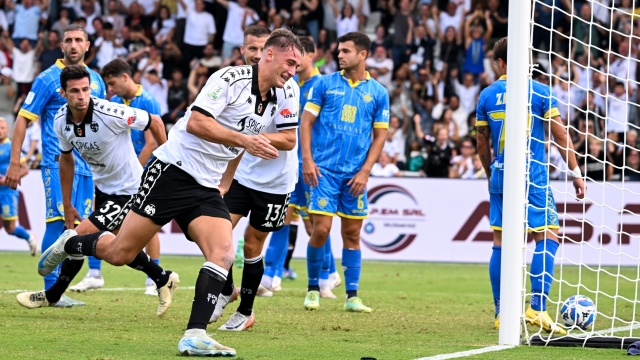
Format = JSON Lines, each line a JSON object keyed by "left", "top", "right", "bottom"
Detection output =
{"left": 16, "top": 65, "right": 178, "bottom": 315}
{"left": 475, "top": 37, "right": 586, "bottom": 334}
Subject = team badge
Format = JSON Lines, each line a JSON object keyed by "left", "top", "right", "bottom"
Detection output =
{"left": 363, "top": 94, "right": 373, "bottom": 103}
{"left": 271, "top": 106, "right": 276, "bottom": 117}
{"left": 91, "top": 81, "right": 99, "bottom": 91}
{"left": 208, "top": 85, "right": 223, "bottom": 100}
{"left": 318, "top": 198, "right": 328, "bottom": 208}
{"left": 90, "top": 122, "right": 99, "bottom": 132}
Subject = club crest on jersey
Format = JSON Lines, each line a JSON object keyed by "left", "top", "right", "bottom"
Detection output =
{"left": 318, "top": 198, "right": 328, "bottom": 208}
{"left": 91, "top": 81, "right": 99, "bottom": 91}
{"left": 90, "top": 122, "right": 99, "bottom": 132}
{"left": 363, "top": 94, "right": 373, "bottom": 103}
{"left": 208, "top": 85, "right": 223, "bottom": 100}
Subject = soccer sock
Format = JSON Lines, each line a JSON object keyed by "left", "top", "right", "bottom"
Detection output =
{"left": 329, "top": 241, "right": 337, "bottom": 274}
{"left": 63, "top": 231, "right": 107, "bottom": 257}
{"left": 220, "top": 266, "right": 234, "bottom": 296}
{"left": 319, "top": 240, "right": 332, "bottom": 288}
{"left": 126, "top": 251, "right": 170, "bottom": 288}
{"left": 264, "top": 225, "right": 289, "bottom": 278}
{"left": 489, "top": 246, "right": 502, "bottom": 317}
{"left": 45, "top": 257, "right": 84, "bottom": 304}
{"left": 147, "top": 259, "right": 160, "bottom": 284}
{"left": 284, "top": 224, "right": 298, "bottom": 270}
{"left": 530, "top": 239, "right": 559, "bottom": 312}
{"left": 11, "top": 225, "right": 30, "bottom": 241}
{"left": 307, "top": 243, "right": 324, "bottom": 292}
{"left": 88, "top": 256, "right": 102, "bottom": 277}
{"left": 186, "top": 262, "right": 228, "bottom": 330}
{"left": 42, "top": 220, "right": 66, "bottom": 290}
{"left": 343, "top": 248, "right": 362, "bottom": 299}
{"left": 237, "top": 256, "right": 264, "bottom": 316}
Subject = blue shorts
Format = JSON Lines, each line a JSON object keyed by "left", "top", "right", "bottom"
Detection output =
{"left": 0, "top": 190, "right": 18, "bottom": 220}
{"left": 490, "top": 191, "right": 560, "bottom": 232}
{"left": 289, "top": 170, "right": 309, "bottom": 219}
{"left": 42, "top": 167, "right": 94, "bottom": 223}
{"left": 308, "top": 172, "right": 368, "bottom": 219}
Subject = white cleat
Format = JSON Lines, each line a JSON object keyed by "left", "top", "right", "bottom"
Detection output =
{"left": 218, "top": 311, "right": 255, "bottom": 331}
{"left": 157, "top": 272, "right": 180, "bottom": 316}
{"left": 16, "top": 291, "right": 51, "bottom": 308}
{"left": 145, "top": 283, "right": 158, "bottom": 296}
{"left": 27, "top": 234, "right": 38, "bottom": 256}
{"left": 320, "top": 285, "right": 337, "bottom": 299}
{"left": 38, "top": 229, "right": 76, "bottom": 276}
{"left": 178, "top": 330, "right": 236, "bottom": 357}
{"left": 330, "top": 272, "right": 342, "bottom": 290}
{"left": 209, "top": 286, "right": 238, "bottom": 323}
{"left": 256, "top": 284, "right": 273, "bottom": 297}
{"left": 69, "top": 275, "right": 105, "bottom": 292}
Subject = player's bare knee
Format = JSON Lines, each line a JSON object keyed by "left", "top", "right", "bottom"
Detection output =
{"left": 4, "top": 221, "right": 15, "bottom": 234}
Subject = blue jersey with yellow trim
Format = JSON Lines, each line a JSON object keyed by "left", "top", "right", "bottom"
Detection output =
{"left": 304, "top": 71, "right": 390, "bottom": 177}
{"left": 476, "top": 76, "right": 560, "bottom": 194}
{"left": 110, "top": 85, "right": 161, "bottom": 157}
{"left": 295, "top": 68, "right": 321, "bottom": 166}
{"left": 0, "top": 139, "right": 17, "bottom": 194}
{"left": 19, "top": 59, "right": 106, "bottom": 175}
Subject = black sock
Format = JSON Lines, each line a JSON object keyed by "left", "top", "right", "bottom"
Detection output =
{"left": 308, "top": 285, "right": 320, "bottom": 292}
{"left": 347, "top": 290, "right": 358, "bottom": 299}
{"left": 63, "top": 232, "right": 106, "bottom": 256}
{"left": 45, "top": 257, "right": 85, "bottom": 303}
{"left": 220, "top": 266, "right": 234, "bottom": 296}
{"left": 127, "top": 251, "right": 170, "bottom": 288}
{"left": 284, "top": 224, "right": 297, "bottom": 270}
{"left": 237, "top": 256, "right": 264, "bottom": 316}
{"left": 186, "top": 262, "right": 228, "bottom": 330}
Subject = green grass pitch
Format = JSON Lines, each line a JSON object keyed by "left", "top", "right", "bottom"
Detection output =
{"left": 0, "top": 251, "right": 635, "bottom": 359}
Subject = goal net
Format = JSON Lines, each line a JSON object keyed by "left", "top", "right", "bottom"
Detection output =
{"left": 511, "top": 0, "right": 640, "bottom": 348}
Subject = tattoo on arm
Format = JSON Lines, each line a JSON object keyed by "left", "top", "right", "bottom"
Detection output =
{"left": 476, "top": 126, "right": 493, "bottom": 179}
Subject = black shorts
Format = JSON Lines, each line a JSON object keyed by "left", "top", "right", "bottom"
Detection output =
{"left": 130, "top": 157, "right": 231, "bottom": 241}
{"left": 224, "top": 179, "right": 290, "bottom": 232}
{"left": 89, "top": 188, "right": 135, "bottom": 232}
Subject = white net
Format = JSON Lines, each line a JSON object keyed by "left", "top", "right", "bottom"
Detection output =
{"left": 524, "top": 0, "right": 640, "bottom": 346}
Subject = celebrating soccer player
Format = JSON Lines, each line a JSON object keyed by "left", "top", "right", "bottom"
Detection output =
{"left": 475, "top": 37, "right": 585, "bottom": 334}
{"left": 37, "top": 29, "right": 303, "bottom": 357}
{"left": 5, "top": 24, "right": 106, "bottom": 307}
{"left": 300, "top": 32, "right": 390, "bottom": 312}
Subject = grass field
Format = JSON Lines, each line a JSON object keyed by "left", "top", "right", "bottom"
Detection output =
{"left": 0, "top": 251, "right": 635, "bottom": 359}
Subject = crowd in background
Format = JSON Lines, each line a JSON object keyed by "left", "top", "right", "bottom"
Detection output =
{"left": 8, "top": 0, "right": 640, "bottom": 182}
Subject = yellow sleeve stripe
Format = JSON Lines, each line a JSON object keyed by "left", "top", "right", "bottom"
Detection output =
{"left": 475, "top": 120, "right": 489, "bottom": 126}
{"left": 20, "top": 157, "right": 27, "bottom": 163}
{"left": 304, "top": 103, "right": 321, "bottom": 113}
{"left": 18, "top": 109, "right": 39, "bottom": 121}
{"left": 544, "top": 107, "right": 561, "bottom": 119}
{"left": 373, "top": 122, "right": 389, "bottom": 129}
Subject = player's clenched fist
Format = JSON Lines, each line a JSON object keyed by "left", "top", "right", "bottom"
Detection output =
{"left": 5, "top": 162, "right": 22, "bottom": 190}
{"left": 244, "top": 134, "right": 278, "bottom": 160}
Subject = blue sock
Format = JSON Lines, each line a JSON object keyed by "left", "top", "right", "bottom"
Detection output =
{"left": 306, "top": 244, "right": 324, "bottom": 291}
{"left": 264, "top": 225, "right": 290, "bottom": 278}
{"left": 11, "top": 225, "right": 30, "bottom": 241}
{"left": 321, "top": 239, "right": 331, "bottom": 280}
{"left": 489, "top": 246, "right": 501, "bottom": 317}
{"left": 530, "top": 239, "right": 559, "bottom": 311}
{"left": 329, "top": 247, "right": 336, "bottom": 274}
{"left": 342, "top": 248, "right": 362, "bottom": 299}
{"left": 42, "top": 220, "right": 66, "bottom": 290}
{"left": 147, "top": 259, "right": 160, "bottom": 280}
{"left": 88, "top": 256, "right": 102, "bottom": 271}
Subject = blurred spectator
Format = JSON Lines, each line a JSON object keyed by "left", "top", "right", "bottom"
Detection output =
{"left": 454, "top": 72, "right": 480, "bottom": 115}
{"left": 37, "top": 30, "right": 63, "bottom": 74}
{"left": 160, "top": 41, "right": 182, "bottom": 80}
{"left": 415, "top": 4, "right": 436, "bottom": 36}
{"left": 218, "top": 0, "right": 258, "bottom": 60}
{"left": 124, "top": 25, "right": 153, "bottom": 71}
{"left": 300, "top": 0, "right": 322, "bottom": 42}
{"left": 21, "top": 119, "right": 41, "bottom": 168}
{"left": 546, "top": 139, "right": 569, "bottom": 180}
{"left": 371, "top": 152, "right": 401, "bottom": 177}
{"left": 607, "top": 82, "right": 629, "bottom": 135}
{"left": 487, "top": 0, "right": 507, "bottom": 40}
{"left": 624, "top": 150, "right": 640, "bottom": 181}
{"left": 370, "top": 24, "right": 391, "bottom": 54}
{"left": 466, "top": 154, "right": 486, "bottom": 179}
{"left": 197, "top": 43, "right": 221, "bottom": 68}
{"left": 366, "top": 46, "right": 393, "bottom": 88}
{"left": 462, "top": 8, "right": 492, "bottom": 77}
{"left": 187, "top": 62, "right": 210, "bottom": 102}
{"left": 449, "top": 137, "right": 475, "bottom": 178}
{"left": 425, "top": 127, "right": 454, "bottom": 178}
{"left": 179, "top": 0, "right": 215, "bottom": 72}
{"left": 51, "top": 8, "right": 72, "bottom": 37}
{"left": 433, "top": 94, "right": 468, "bottom": 138}
{"left": 76, "top": 0, "right": 101, "bottom": 35}
{"left": 580, "top": 137, "right": 611, "bottom": 181}
{"left": 152, "top": 5, "right": 176, "bottom": 44}
{"left": 141, "top": 69, "right": 168, "bottom": 115}
{"left": 388, "top": 0, "right": 415, "bottom": 69}
{"left": 94, "top": 22, "right": 127, "bottom": 69}
{"left": 331, "top": 0, "right": 363, "bottom": 38}
{"left": 388, "top": 65, "right": 414, "bottom": 119}
{"left": 103, "top": 0, "right": 126, "bottom": 36}
{"left": 406, "top": 140, "right": 425, "bottom": 172}
{"left": 439, "top": 26, "right": 462, "bottom": 70}
{"left": 288, "top": 7, "right": 310, "bottom": 37}
{"left": 431, "top": 107, "right": 458, "bottom": 143}
{"left": 8, "top": 0, "right": 48, "bottom": 47}
{"left": 2, "top": 32, "right": 40, "bottom": 102}
{"left": 408, "top": 24, "right": 435, "bottom": 73}
{"left": 163, "top": 68, "right": 187, "bottom": 125}
{"left": 438, "top": 2, "right": 463, "bottom": 34}
{"left": 0, "top": 67, "right": 15, "bottom": 131}
{"left": 138, "top": 43, "right": 163, "bottom": 75}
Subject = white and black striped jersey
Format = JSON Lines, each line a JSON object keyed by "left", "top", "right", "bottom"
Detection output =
{"left": 54, "top": 97, "right": 151, "bottom": 196}
{"left": 153, "top": 64, "right": 299, "bottom": 189}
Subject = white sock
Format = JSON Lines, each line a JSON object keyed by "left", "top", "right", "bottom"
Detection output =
{"left": 261, "top": 275, "right": 273, "bottom": 289}
{"left": 184, "top": 328, "right": 206, "bottom": 337}
{"left": 146, "top": 278, "right": 155, "bottom": 286}
{"left": 272, "top": 276, "right": 281, "bottom": 287}
{"left": 89, "top": 269, "right": 101, "bottom": 277}
{"left": 319, "top": 278, "right": 329, "bottom": 288}
{"left": 329, "top": 272, "right": 340, "bottom": 279}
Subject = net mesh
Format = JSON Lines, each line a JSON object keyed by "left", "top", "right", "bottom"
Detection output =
{"left": 524, "top": 0, "right": 640, "bottom": 345}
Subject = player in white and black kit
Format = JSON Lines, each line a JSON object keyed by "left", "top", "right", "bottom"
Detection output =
{"left": 37, "top": 29, "right": 304, "bottom": 357}
{"left": 210, "top": 25, "right": 300, "bottom": 332}
{"left": 16, "top": 65, "right": 178, "bottom": 315}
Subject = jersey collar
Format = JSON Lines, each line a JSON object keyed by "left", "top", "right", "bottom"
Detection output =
{"left": 123, "top": 85, "right": 143, "bottom": 106}
{"left": 499, "top": 75, "right": 507, "bottom": 81}
{"left": 298, "top": 68, "right": 320, "bottom": 87}
{"left": 66, "top": 98, "right": 94, "bottom": 125}
{"left": 340, "top": 70, "right": 371, "bottom": 88}
{"left": 55, "top": 59, "right": 88, "bottom": 69}
{"left": 251, "top": 64, "right": 277, "bottom": 104}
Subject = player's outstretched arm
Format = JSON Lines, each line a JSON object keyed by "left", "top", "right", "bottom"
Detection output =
{"left": 262, "top": 129, "right": 296, "bottom": 151}
{"left": 475, "top": 125, "right": 492, "bottom": 182}
{"left": 6, "top": 116, "right": 30, "bottom": 189}
{"left": 300, "top": 110, "right": 321, "bottom": 187}
{"left": 59, "top": 151, "right": 81, "bottom": 229}
{"left": 549, "top": 115, "right": 586, "bottom": 199}
{"left": 348, "top": 127, "right": 387, "bottom": 196}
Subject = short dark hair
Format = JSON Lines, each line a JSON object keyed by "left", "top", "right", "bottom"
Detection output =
{"left": 60, "top": 65, "right": 90, "bottom": 90}
{"left": 100, "top": 58, "right": 132, "bottom": 79}
{"left": 337, "top": 32, "right": 371, "bottom": 55}
{"left": 103, "top": 22, "right": 114, "bottom": 31}
{"left": 264, "top": 28, "right": 304, "bottom": 56}
{"left": 493, "top": 37, "right": 507, "bottom": 64}
{"left": 298, "top": 36, "right": 315, "bottom": 54}
{"left": 63, "top": 24, "right": 89, "bottom": 41}
{"left": 244, "top": 24, "right": 271, "bottom": 41}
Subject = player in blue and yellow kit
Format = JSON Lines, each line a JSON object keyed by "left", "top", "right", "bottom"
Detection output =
{"left": 6, "top": 25, "right": 106, "bottom": 306}
{"left": 476, "top": 37, "right": 585, "bottom": 334}
{"left": 0, "top": 118, "right": 37, "bottom": 254}
{"left": 300, "top": 32, "right": 389, "bottom": 312}
{"left": 100, "top": 58, "right": 162, "bottom": 296}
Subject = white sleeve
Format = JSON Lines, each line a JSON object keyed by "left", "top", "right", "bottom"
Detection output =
{"left": 209, "top": 14, "right": 216, "bottom": 35}
{"left": 100, "top": 100, "right": 151, "bottom": 132}
{"left": 190, "top": 68, "right": 237, "bottom": 119}
{"left": 274, "top": 80, "right": 300, "bottom": 131}
{"left": 54, "top": 119, "right": 74, "bottom": 153}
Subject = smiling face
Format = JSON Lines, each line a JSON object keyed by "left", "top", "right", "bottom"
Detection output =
{"left": 264, "top": 45, "right": 302, "bottom": 88}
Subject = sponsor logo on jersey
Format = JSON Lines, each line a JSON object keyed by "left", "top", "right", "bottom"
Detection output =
{"left": 262, "top": 222, "right": 273, "bottom": 228}
{"left": 326, "top": 90, "right": 345, "bottom": 96}
{"left": 72, "top": 141, "right": 101, "bottom": 152}
{"left": 127, "top": 116, "right": 136, "bottom": 126}
{"left": 279, "top": 108, "right": 297, "bottom": 118}
{"left": 208, "top": 85, "right": 223, "bottom": 100}
{"left": 363, "top": 93, "right": 373, "bottom": 103}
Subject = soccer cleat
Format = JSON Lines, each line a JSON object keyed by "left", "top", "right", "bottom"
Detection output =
{"left": 272, "top": 284, "right": 282, "bottom": 292}
{"left": 218, "top": 311, "right": 256, "bottom": 331}
{"left": 157, "top": 272, "right": 180, "bottom": 316}
{"left": 57, "top": 295, "right": 86, "bottom": 307}
{"left": 178, "top": 331, "right": 236, "bottom": 357}
{"left": 283, "top": 268, "right": 298, "bottom": 280}
{"left": 525, "top": 306, "right": 567, "bottom": 335}
{"left": 69, "top": 275, "right": 105, "bottom": 292}
{"left": 320, "top": 285, "right": 337, "bottom": 299}
{"left": 330, "top": 272, "right": 341, "bottom": 289}
{"left": 27, "top": 234, "right": 38, "bottom": 256}
{"left": 304, "top": 290, "right": 320, "bottom": 310}
{"left": 38, "top": 229, "right": 76, "bottom": 276}
{"left": 494, "top": 314, "right": 500, "bottom": 330}
{"left": 256, "top": 284, "right": 273, "bottom": 297}
{"left": 344, "top": 297, "right": 372, "bottom": 313}
{"left": 145, "top": 283, "right": 158, "bottom": 296}
{"left": 16, "top": 291, "right": 50, "bottom": 308}
{"left": 209, "top": 286, "right": 239, "bottom": 323}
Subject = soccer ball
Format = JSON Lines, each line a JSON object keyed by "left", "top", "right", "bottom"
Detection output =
{"left": 560, "top": 295, "right": 596, "bottom": 329}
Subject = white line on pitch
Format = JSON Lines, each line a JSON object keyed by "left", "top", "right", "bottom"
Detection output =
{"left": 573, "top": 323, "right": 640, "bottom": 338}
{"left": 0, "top": 286, "right": 196, "bottom": 294}
{"left": 415, "top": 345, "right": 515, "bottom": 360}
